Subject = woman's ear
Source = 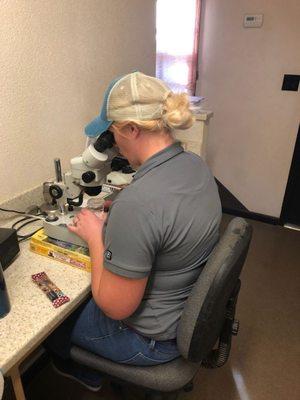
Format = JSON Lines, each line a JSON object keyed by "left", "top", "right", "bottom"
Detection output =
{"left": 114, "top": 123, "right": 140, "bottom": 140}
{"left": 126, "top": 123, "right": 140, "bottom": 139}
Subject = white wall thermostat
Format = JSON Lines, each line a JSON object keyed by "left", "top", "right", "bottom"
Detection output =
{"left": 243, "top": 14, "right": 264, "bottom": 28}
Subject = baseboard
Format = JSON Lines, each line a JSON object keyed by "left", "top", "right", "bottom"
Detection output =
{"left": 215, "top": 179, "right": 281, "bottom": 225}
{"left": 223, "top": 208, "right": 280, "bottom": 225}
{"left": 216, "top": 179, "right": 248, "bottom": 213}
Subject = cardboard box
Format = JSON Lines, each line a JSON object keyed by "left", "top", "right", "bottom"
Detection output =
{"left": 30, "top": 229, "right": 91, "bottom": 272}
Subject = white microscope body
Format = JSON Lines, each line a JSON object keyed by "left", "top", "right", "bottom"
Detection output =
{"left": 43, "top": 131, "right": 135, "bottom": 247}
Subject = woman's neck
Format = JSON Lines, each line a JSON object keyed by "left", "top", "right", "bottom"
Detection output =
{"left": 137, "top": 131, "right": 174, "bottom": 165}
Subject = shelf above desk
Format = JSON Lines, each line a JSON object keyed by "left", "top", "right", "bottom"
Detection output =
{"left": 174, "top": 110, "right": 214, "bottom": 161}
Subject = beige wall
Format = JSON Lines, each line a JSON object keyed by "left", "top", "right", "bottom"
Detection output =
{"left": 0, "top": 0, "right": 155, "bottom": 203}
{"left": 197, "top": 0, "right": 300, "bottom": 217}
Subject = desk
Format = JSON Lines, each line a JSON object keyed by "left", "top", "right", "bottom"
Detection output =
{"left": 0, "top": 236, "right": 91, "bottom": 399}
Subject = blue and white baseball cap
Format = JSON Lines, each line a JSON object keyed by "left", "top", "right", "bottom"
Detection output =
{"left": 84, "top": 71, "right": 172, "bottom": 138}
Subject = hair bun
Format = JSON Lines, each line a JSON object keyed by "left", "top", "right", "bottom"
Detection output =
{"left": 162, "top": 93, "right": 195, "bottom": 130}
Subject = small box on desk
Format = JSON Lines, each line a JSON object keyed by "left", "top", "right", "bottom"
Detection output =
{"left": 0, "top": 228, "right": 20, "bottom": 270}
{"left": 30, "top": 229, "right": 91, "bottom": 272}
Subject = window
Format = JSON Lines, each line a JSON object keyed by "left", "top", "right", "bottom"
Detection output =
{"left": 156, "top": 0, "right": 201, "bottom": 95}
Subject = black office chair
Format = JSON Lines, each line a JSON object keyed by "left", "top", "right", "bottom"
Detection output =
{"left": 71, "top": 217, "right": 252, "bottom": 399}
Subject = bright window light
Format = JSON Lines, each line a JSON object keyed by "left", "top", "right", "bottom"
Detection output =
{"left": 156, "top": 0, "right": 197, "bottom": 56}
{"left": 156, "top": 0, "right": 200, "bottom": 94}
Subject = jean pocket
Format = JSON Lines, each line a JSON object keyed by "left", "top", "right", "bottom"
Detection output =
{"left": 119, "top": 352, "right": 166, "bottom": 366}
{"left": 153, "top": 341, "right": 180, "bottom": 356}
{"left": 135, "top": 334, "right": 179, "bottom": 356}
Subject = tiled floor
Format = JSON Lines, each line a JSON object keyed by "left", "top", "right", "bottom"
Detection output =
{"left": 22, "top": 215, "right": 300, "bottom": 400}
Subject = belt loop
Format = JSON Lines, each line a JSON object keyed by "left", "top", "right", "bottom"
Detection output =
{"left": 149, "top": 339, "right": 156, "bottom": 350}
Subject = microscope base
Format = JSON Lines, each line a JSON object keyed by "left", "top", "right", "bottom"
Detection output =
{"left": 43, "top": 186, "right": 121, "bottom": 248}
{"left": 43, "top": 214, "right": 88, "bottom": 248}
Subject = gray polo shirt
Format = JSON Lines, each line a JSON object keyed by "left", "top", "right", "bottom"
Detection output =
{"left": 103, "top": 142, "right": 222, "bottom": 340}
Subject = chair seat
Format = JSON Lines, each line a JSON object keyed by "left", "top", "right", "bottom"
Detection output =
{"left": 71, "top": 346, "right": 199, "bottom": 392}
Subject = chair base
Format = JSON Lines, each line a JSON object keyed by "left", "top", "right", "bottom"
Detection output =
{"left": 110, "top": 381, "right": 181, "bottom": 400}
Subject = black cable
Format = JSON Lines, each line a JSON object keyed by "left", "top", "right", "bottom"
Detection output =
{"left": 15, "top": 218, "right": 42, "bottom": 234}
{"left": 11, "top": 216, "right": 31, "bottom": 229}
{"left": 12, "top": 213, "right": 45, "bottom": 229}
{"left": 18, "top": 228, "right": 43, "bottom": 243}
{"left": 16, "top": 219, "right": 43, "bottom": 242}
{"left": 0, "top": 206, "right": 45, "bottom": 242}
{"left": 11, "top": 214, "right": 44, "bottom": 237}
{"left": 0, "top": 207, "right": 45, "bottom": 219}
{"left": 0, "top": 206, "right": 32, "bottom": 215}
{"left": 8, "top": 213, "right": 45, "bottom": 242}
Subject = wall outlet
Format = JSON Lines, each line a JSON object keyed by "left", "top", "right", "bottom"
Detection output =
{"left": 282, "top": 75, "right": 300, "bottom": 91}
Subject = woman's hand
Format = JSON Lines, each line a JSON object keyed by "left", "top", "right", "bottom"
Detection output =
{"left": 103, "top": 199, "right": 113, "bottom": 212}
{"left": 68, "top": 208, "right": 107, "bottom": 247}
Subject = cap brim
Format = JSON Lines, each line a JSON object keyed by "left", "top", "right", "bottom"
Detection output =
{"left": 84, "top": 116, "right": 113, "bottom": 137}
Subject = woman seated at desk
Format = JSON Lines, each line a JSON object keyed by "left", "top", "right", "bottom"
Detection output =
{"left": 45, "top": 71, "right": 222, "bottom": 391}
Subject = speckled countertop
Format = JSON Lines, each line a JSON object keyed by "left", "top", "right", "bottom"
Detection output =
{"left": 0, "top": 219, "right": 91, "bottom": 375}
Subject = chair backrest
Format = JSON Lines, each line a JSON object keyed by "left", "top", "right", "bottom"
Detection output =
{"left": 177, "top": 217, "right": 252, "bottom": 362}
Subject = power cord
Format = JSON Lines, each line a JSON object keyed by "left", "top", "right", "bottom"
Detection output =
{"left": 18, "top": 228, "right": 43, "bottom": 243}
{"left": 11, "top": 216, "right": 32, "bottom": 228}
{"left": 0, "top": 207, "right": 45, "bottom": 220}
{"left": 0, "top": 206, "right": 30, "bottom": 215}
{"left": 0, "top": 207, "right": 45, "bottom": 242}
{"left": 13, "top": 217, "right": 44, "bottom": 242}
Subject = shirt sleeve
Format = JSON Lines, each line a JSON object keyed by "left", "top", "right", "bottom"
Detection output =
{"left": 103, "top": 196, "right": 159, "bottom": 279}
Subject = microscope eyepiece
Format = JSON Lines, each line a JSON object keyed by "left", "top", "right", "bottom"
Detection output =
{"left": 93, "top": 131, "right": 115, "bottom": 153}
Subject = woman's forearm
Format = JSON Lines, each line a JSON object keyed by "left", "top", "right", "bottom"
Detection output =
{"left": 88, "top": 236, "right": 104, "bottom": 302}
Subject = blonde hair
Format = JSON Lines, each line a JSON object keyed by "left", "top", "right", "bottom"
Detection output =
{"left": 113, "top": 93, "right": 194, "bottom": 134}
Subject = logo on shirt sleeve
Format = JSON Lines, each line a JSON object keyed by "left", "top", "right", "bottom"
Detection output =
{"left": 104, "top": 250, "right": 112, "bottom": 261}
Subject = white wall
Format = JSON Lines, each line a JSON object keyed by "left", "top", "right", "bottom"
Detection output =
{"left": 0, "top": 0, "right": 156, "bottom": 203}
{"left": 197, "top": 0, "right": 300, "bottom": 217}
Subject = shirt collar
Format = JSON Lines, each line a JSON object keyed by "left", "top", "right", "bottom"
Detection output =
{"left": 133, "top": 141, "right": 184, "bottom": 181}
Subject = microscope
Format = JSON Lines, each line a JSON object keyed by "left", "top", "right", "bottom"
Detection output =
{"left": 43, "top": 131, "right": 135, "bottom": 247}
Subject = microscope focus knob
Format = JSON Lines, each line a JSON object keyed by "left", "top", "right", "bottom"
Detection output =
{"left": 122, "top": 165, "right": 135, "bottom": 174}
{"left": 45, "top": 210, "right": 59, "bottom": 222}
{"left": 49, "top": 184, "right": 63, "bottom": 199}
{"left": 82, "top": 171, "right": 96, "bottom": 183}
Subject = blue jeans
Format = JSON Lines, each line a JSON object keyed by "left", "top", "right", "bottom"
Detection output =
{"left": 46, "top": 297, "right": 180, "bottom": 366}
